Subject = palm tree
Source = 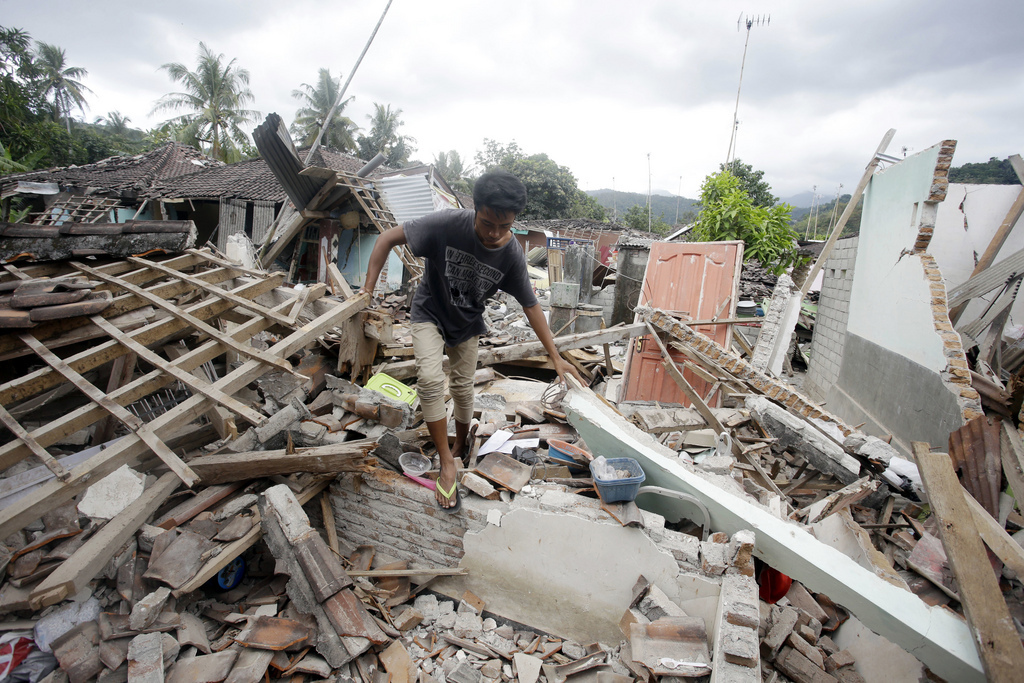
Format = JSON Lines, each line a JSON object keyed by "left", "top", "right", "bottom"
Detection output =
{"left": 151, "top": 42, "right": 260, "bottom": 163}
{"left": 434, "top": 150, "right": 471, "bottom": 193}
{"left": 95, "top": 111, "right": 133, "bottom": 137}
{"left": 356, "top": 103, "right": 416, "bottom": 167}
{"left": 290, "top": 68, "right": 358, "bottom": 153}
{"left": 34, "top": 42, "right": 91, "bottom": 135}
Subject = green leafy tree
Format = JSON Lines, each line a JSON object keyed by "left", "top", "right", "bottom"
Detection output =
{"left": 434, "top": 150, "right": 472, "bottom": 193}
{"left": 151, "top": 42, "right": 260, "bottom": 163}
{"left": 720, "top": 158, "right": 777, "bottom": 207}
{"left": 473, "top": 139, "right": 603, "bottom": 220}
{"left": 356, "top": 103, "right": 415, "bottom": 167}
{"left": 290, "top": 68, "right": 358, "bottom": 153}
{"left": 34, "top": 42, "right": 92, "bottom": 136}
{"left": 948, "top": 157, "right": 1021, "bottom": 185}
{"left": 622, "top": 204, "right": 670, "bottom": 234}
{"left": 693, "top": 170, "right": 801, "bottom": 274}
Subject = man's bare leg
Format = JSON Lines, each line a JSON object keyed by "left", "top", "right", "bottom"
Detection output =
{"left": 451, "top": 419, "right": 471, "bottom": 464}
{"left": 426, "top": 418, "right": 458, "bottom": 509}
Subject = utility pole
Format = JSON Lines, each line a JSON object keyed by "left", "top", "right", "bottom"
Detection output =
{"left": 675, "top": 175, "right": 682, "bottom": 224}
{"left": 647, "top": 153, "right": 652, "bottom": 233}
{"left": 612, "top": 177, "right": 616, "bottom": 221}
{"left": 725, "top": 13, "right": 770, "bottom": 167}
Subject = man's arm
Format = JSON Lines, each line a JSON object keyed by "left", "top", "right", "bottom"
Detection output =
{"left": 359, "top": 226, "right": 408, "bottom": 295}
{"left": 522, "top": 303, "right": 585, "bottom": 385}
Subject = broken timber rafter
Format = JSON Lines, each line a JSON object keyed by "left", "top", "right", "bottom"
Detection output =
{"left": 913, "top": 441, "right": 1024, "bottom": 682}
{"left": 0, "top": 293, "right": 369, "bottom": 539}
{"left": 187, "top": 441, "right": 377, "bottom": 485}
{"left": 0, "top": 403, "right": 69, "bottom": 481}
{"left": 72, "top": 261, "right": 297, "bottom": 376}
{"left": 17, "top": 332, "right": 199, "bottom": 487}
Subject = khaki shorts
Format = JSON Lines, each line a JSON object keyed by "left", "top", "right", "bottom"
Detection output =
{"left": 411, "top": 322, "right": 478, "bottom": 424}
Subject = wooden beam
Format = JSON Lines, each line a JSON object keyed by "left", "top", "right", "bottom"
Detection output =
{"left": 326, "top": 262, "right": 354, "bottom": 299}
{"left": 913, "top": 442, "right": 1024, "bottom": 682}
{"left": 1000, "top": 421, "right": 1024, "bottom": 512}
{"left": 0, "top": 294, "right": 294, "bottom": 473}
{"left": 0, "top": 404, "right": 68, "bottom": 481}
{"left": 91, "top": 315, "right": 264, "bottom": 426}
{"left": 320, "top": 491, "right": 340, "bottom": 554}
{"left": 644, "top": 322, "right": 785, "bottom": 499}
{"left": 17, "top": 332, "right": 199, "bottom": 487}
{"left": 29, "top": 472, "right": 180, "bottom": 609}
{"left": 962, "top": 489, "right": 1024, "bottom": 580}
{"left": 346, "top": 568, "right": 468, "bottom": 578}
{"left": 73, "top": 261, "right": 297, "bottom": 376}
{"left": 187, "top": 441, "right": 376, "bottom": 485}
{"left": 126, "top": 256, "right": 295, "bottom": 327}
{"left": 0, "top": 293, "right": 368, "bottom": 539}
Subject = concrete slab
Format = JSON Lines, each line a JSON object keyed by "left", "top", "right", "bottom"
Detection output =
{"left": 563, "top": 386, "right": 984, "bottom": 682}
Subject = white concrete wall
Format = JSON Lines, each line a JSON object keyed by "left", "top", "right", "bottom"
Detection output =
{"left": 846, "top": 144, "right": 947, "bottom": 372}
{"left": 930, "top": 183, "right": 1022, "bottom": 325}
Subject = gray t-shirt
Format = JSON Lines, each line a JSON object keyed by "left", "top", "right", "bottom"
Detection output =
{"left": 404, "top": 208, "right": 538, "bottom": 346}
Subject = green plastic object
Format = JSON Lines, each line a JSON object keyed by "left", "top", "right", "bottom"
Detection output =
{"left": 365, "top": 372, "right": 417, "bottom": 405}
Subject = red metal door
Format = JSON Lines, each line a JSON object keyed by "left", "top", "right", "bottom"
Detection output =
{"left": 622, "top": 241, "right": 743, "bottom": 405}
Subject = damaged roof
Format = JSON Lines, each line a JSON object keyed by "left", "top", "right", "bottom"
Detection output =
{"left": 0, "top": 142, "right": 222, "bottom": 199}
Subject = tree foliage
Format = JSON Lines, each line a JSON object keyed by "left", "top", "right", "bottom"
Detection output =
{"left": 948, "top": 157, "right": 1021, "bottom": 185}
{"left": 34, "top": 42, "right": 92, "bottom": 135}
{"left": 791, "top": 194, "right": 862, "bottom": 240}
{"left": 434, "top": 150, "right": 471, "bottom": 194}
{"left": 356, "top": 103, "right": 415, "bottom": 167}
{"left": 622, "top": 204, "right": 670, "bottom": 235}
{"left": 473, "top": 139, "right": 605, "bottom": 221}
{"left": 693, "top": 170, "right": 800, "bottom": 275}
{"left": 290, "top": 68, "right": 358, "bottom": 153}
{"left": 720, "top": 158, "right": 777, "bottom": 207}
{"left": 152, "top": 42, "right": 260, "bottom": 163}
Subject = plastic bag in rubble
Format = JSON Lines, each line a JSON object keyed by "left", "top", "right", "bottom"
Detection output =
{"left": 591, "top": 456, "right": 617, "bottom": 481}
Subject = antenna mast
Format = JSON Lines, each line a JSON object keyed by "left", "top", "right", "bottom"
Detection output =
{"left": 725, "top": 13, "right": 770, "bottom": 168}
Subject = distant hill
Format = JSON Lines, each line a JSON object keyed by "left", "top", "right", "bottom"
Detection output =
{"left": 586, "top": 189, "right": 699, "bottom": 225}
{"left": 780, "top": 191, "right": 815, "bottom": 208}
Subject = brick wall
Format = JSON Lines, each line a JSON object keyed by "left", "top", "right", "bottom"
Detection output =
{"left": 804, "top": 237, "right": 859, "bottom": 402}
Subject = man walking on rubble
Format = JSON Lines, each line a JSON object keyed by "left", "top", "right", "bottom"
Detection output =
{"left": 359, "top": 169, "right": 582, "bottom": 513}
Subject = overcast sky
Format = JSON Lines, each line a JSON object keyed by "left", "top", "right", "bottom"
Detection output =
{"left": 4, "top": 0, "right": 1022, "bottom": 203}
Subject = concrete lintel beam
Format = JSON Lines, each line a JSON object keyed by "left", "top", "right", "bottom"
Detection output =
{"left": 563, "top": 387, "right": 984, "bottom": 682}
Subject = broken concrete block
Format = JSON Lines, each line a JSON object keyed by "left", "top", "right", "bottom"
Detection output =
{"left": 462, "top": 473, "right": 497, "bottom": 499}
{"left": 486, "top": 509, "right": 502, "bottom": 526}
{"left": 659, "top": 531, "right": 701, "bottom": 568}
{"left": 561, "top": 640, "right": 588, "bottom": 660}
{"left": 636, "top": 584, "right": 687, "bottom": 621}
{"left": 448, "top": 660, "right": 483, "bottom": 683}
{"left": 77, "top": 465, "right": 145, "bottom": 520}
{"left": 52, "top": 621, "right": 103, "bottom": 683}
{"left": 787, "top": 632, "right": 825, "bottom": 669}
{"left": 702, "top": 455, "right": 735, "bottom": 476}
{"left": 785, "top": 581, "right": 829, "bottom": 625}
{"left": 34, "top": 596, "right": 101, "bottom": 653}
{"left": 776, "top": 646, "right": 837, "bottom": 683}
{"left": 720, "top": 622, "right": 759, "bottom": 668}
{"left": 700, "top": 538, "right": 729, "bottom": 575}
{"left": 130, "top": 587, "right": 172, "bottom": 631}
{"left": 413, "top": 594, "right": 439, "bottom": 624}
{"left": 393, "top": 607, "right": 423, "bottom": 632}
{"left": 763, "top": 606, "right": 799, "bottom": 659}
{"left": 127, "top": 632, "right": 178, "bottom": 683}
{"left": 514, "top": 652, "right": 543, "bottom": 683}
{"left": 453, "top": 612, "right": 484, "bottom": 639}
{"left": 728, "top": 529, "right": 756, "bottom": 577}
{"left": 817, "top": 635, "right": 839, "bottom": 656}
{"left": 746, "top": 396, "right": 860, "bottom": 485}
{"left": 721, "top": 574, "right": 760, "bottom": 629}
{"left": 824, "top": 649, "right": 856, "bottom": 673}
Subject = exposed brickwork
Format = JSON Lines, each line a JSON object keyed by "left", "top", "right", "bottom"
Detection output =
{"left": 928, "top": 140, "right": 957, "bottom": 203}
{"left": 918, "top": 254, "right": 983, "bottom": 421}
{"left": 642, "top": 307, "right": 856, "bottom": 437}
{"left": 804, "top": 237, "right": 858, "bottom": 402}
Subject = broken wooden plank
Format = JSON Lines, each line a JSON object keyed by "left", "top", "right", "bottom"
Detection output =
{"left": 29, "top": 472, "right": 180, "bottom": 609}
{"left": 188, "top": 441, "right": 377, "bottom": 485}
{"left": 1000, "top": 421, "right": 1024, "bottom": 513}
{"left": 73, "top": 261, "right": 296, "bottom": 375}
{"left": 0, "top": 294, "right": 367, "bottom": 539}
{"left": 18, "top": 332, "right": 199, "bottom": 487}
{"left": 962, "top": 488, "right": 1024, "bottom": 582}
{"left": 913, "top": 441, "right": 1024, "bottom": 682}
{"left": 0, "top": 403, "right": 69, "bottom": 481}
{"left": 320, "top": 490, "right": 340, "bottom": 554}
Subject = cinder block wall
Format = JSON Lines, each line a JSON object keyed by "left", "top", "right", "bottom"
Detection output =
{"left": 591, "top": 284, "right": 616, "bottom": 326}
{"left": 804, "top": 236, "right": 859, "bottom": 402}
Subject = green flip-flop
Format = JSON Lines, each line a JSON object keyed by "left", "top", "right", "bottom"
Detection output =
{"left": 436, "top": 478, "right": 461, "bottom": 514}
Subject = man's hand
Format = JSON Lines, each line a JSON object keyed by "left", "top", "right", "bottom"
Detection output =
{"left": 552, "top": 355, "right": 585, "bottom": 387}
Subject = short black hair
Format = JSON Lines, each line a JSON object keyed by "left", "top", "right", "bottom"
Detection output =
{"left": 473, "top": 169, "right": 527, "bottom": 215}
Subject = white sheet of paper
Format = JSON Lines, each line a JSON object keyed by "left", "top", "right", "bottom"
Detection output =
{"left": 478, "top": 429, "right": 513, "bottom": 456}
{"left": 497, "top": 437, "right": 540, "bottom": 454}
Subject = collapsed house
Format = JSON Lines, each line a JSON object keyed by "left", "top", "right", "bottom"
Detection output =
{"left": 0, "top": 129, "right": 1019, "bottom": 683}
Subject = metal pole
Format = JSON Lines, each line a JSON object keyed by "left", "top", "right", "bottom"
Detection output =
{"left": 305, "top": 0, "right": 394, "bottom": 163}
{"left": 647, "top": 153, "right": 652, "bottom": 233}
{"left": 726, "top": 21, "right": 752, "bottom": 166}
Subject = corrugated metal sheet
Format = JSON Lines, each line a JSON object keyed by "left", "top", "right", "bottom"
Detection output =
{"left": 377, "top": 175, "right": 435, "bottom": 224}
{"left": 253, "top": 113, "right": 321, "bottom": 209}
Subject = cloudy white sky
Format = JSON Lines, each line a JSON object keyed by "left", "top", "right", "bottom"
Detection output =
{"left": 4, "top": 0, "right": 1022, "bottom": 202}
